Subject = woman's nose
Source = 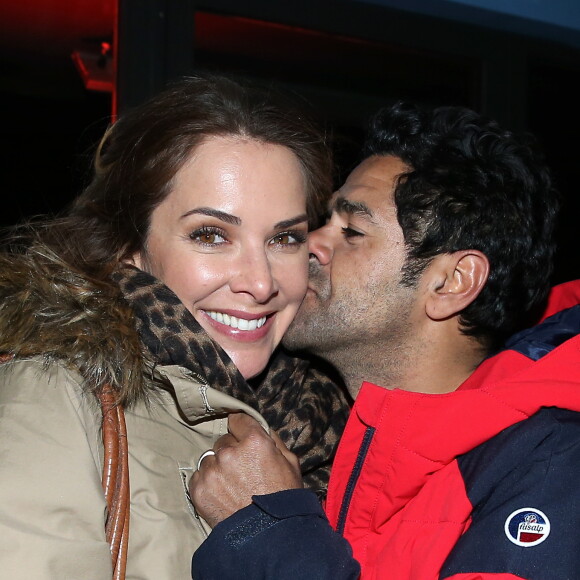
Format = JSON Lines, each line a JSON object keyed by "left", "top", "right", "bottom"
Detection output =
{"left": 229, "top": 249, "right": 278, "bottom": 303}
{"left": 308, "top": 226, "right": 334, "bottom": 266}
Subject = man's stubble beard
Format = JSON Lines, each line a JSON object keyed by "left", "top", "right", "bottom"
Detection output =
{"left": 282, "top": 263, "right": 335, "bottom": 354}
{"left": 283, "top": 264, "right": 417, "bottom": 389}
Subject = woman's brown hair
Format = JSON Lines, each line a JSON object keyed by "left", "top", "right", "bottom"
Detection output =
{"left": 30, "top": 74, "right": 332, "bottom": 279}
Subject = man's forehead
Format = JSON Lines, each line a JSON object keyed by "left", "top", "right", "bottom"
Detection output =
{"left": 330, "top": 155, "right": 407, "bottom": 215}
{"left": 331, "top": 175, "right": 396, "bottom": 215}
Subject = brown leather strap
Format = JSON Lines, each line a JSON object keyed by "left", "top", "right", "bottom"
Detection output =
{"left": 98, "top": 386, "right": 130, "bottom": 580}
{"left": 1, "top": 354, "right": 130, "bottom": 577}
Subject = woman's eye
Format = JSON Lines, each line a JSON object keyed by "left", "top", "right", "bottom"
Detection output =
{"left": 271, "top": 231, "right": 307, "bottom": 246}
{"left": 189, "top": 227, "right": 226, "bottom": 245}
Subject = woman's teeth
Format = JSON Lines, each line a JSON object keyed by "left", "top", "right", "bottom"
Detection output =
{"left": 205, "top": 311, "right": 267, "bottom": 331}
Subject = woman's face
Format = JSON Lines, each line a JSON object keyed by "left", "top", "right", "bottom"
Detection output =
{"left": 133, "top": 135, "right": 310, "bottom": 379}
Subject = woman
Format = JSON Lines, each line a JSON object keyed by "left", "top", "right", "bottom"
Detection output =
{"left": 0, "top": 75, "right": 349, "bottom": 579}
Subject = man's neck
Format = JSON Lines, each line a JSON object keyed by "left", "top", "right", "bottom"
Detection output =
{"left": 334, "top": 329, "right": 487, "bottom": 399}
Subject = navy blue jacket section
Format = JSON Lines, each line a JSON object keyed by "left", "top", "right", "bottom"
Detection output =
{"left": 443, "top": 408, "right": 580, "bottom": 579}
{"left": 191, "top": 489, "right": 360, "bottom": 579}
{"left": 505, "top": 303, "right": 580, "bottom": 360}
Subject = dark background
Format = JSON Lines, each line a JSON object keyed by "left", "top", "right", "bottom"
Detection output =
{"left": 1, "top": 0, "right": 579, "bottom": 282}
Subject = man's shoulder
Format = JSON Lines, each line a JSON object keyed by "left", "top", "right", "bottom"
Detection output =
{"left": 458, "top": 407, "right": 580, "bottom": 502}
{"left": 442, "top": 407, "right": 580, "bottom": 579}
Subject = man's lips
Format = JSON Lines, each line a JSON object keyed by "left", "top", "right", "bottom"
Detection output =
{"left": 305, "top": 285, "right": 321, "bottom": 298}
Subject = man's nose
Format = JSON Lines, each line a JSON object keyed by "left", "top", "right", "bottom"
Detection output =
{"left": 308, "top": 226, "right": 334, "bottom": 266}
{"left": 229, "top": 249, "right": 278, "bottom": 303}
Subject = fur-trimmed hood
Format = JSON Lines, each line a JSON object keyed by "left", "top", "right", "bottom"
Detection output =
{"left": 0, "top": 245, "right": 150, "bottom": 406}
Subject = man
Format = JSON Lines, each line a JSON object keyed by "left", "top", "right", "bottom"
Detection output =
{"left": 189, "top": 102, "right": 580, "bottom": 579}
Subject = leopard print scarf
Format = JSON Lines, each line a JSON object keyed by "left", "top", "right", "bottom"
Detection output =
{"left": 112, "top": 266, "right": 349, "bottom": 493}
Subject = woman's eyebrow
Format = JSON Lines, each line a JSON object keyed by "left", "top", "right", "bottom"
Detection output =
{"left": 274, "top": 214, "right": 309, "bottom": 229}
{"left": 180, "top": 207, "right": 241, "bottom": 225}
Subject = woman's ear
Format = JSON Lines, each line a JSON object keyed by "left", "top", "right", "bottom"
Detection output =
{"left": 424, "top": 250, "right": 489, "bottom": 321}
{"left": 124, "top": 252, "right": 142, "bottom": 269}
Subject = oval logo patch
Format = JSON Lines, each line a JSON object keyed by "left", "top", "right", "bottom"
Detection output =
{"left": 504, "top": 508, "right": 550, "bottom": 547}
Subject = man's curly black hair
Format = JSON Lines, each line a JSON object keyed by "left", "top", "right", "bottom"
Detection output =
{"left": 364, "top": 102, "right": 560, "bottom": 352}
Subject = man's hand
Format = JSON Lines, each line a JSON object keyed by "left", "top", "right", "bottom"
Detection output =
{"left": 189, "top": 413, "right": 304, "bottom": 528}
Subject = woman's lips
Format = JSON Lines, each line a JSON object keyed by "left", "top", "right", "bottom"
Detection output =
{"left": 204, "top": 310, "right": 267, "bottom": 331}
{"left": 199, "top": 309, "right": 275, "bottom": 342}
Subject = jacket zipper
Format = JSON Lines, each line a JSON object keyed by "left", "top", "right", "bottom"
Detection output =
{"left": 180, "top": 469, "right": 209, "bottom": 539}
{"left": 179, "top": 368, "right": 215, "bottom": 414}
{"left": 179, "top": 369, "right": 214, "bottom": 538}
{"left": 336, "top": 426, "right": 376, "bottom": 535}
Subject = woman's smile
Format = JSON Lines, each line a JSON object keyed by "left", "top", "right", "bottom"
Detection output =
{"left": 200, "top": 309, "right": 275, "bottom": 341}
{"left": 203, "top": 310, "right": 268, "bottom": 331}
{"left": 133, "top": 135, "right": 309, "bottom": 379}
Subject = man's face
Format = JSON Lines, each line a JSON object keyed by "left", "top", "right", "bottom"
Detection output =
{"left": 284, "top": 155, "right": 421, "bottom": 387}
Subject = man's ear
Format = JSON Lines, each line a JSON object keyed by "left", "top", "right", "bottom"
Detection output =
{"left": 424, "top": 250, "right": 489, "bottom": 321}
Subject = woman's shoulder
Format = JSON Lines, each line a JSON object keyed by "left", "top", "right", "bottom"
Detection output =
{"left": 0, "top": 246, "right": 150, "bottom": 406}
{"left": 0, "top": 357, "right": 104, "bottom": 473}
{"left": 0, "top": 356, "right": 100, "bottom": 415}
{"left": 0, "top": 355, "right": 112, "bottom": 579}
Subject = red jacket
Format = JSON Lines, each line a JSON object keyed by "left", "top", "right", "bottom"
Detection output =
{"left": 325, "top": 280, "right": 580, "bottom": 579}
{"left": 192, "top": 281, "right": 580, "bottom": 580}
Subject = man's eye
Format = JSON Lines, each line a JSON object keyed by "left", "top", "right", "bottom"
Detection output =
{"left": 341, "top": 226, "right": 364, "bottom": 239}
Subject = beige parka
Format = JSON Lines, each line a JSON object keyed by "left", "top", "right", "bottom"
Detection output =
{"left": 0, "top": 357, "right": 267, "bottom": 579}
{"left": 0, "top": 247, "right": 347, "bottom": 579}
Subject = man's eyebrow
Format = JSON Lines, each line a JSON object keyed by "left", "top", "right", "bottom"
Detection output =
{"left": 274, "top": 214, "right": 309, "bottom": 229}
{"left": 180, "top": 207, "right": 241, "bottom": 225}
{"left": 334, "top": 196, "right": 374, "bottom": 219}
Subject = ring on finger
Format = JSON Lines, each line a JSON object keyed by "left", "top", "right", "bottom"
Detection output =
{"left": 197, "top": 449, "right": 216, "bottom": 471}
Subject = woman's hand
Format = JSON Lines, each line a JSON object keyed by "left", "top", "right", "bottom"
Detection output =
{"left": 189, "top": 413, "right": 303, "bottom": 528}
